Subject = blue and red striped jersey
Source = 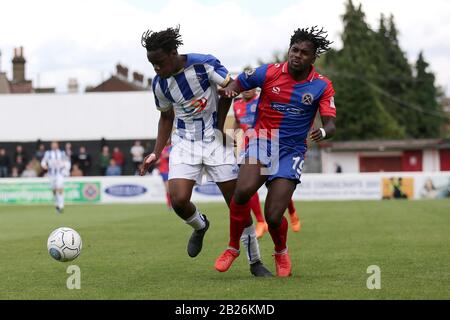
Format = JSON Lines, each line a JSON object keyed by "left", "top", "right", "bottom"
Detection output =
{"left": 236, "top": 62, "right": 336, "bottom": 152}
{"left": 233, "top": 94, "right": 259, "bottom": 132}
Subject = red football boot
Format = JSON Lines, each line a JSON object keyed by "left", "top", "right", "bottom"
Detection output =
{"left": 273, "top": 251, "right": 292, "bottom": 277}
{"left": 215, "top": 249, "right": 240, "bottom": 272}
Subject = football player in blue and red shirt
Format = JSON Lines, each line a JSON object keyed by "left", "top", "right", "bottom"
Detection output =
{"left": 233, "top": 88, "right": 301, "bottom": 238}
{"left": 216, "top": 26, "right": 336, "bottom": 277}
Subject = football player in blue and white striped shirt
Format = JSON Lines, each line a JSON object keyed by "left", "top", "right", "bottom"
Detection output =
{"left": 139, "top": 26, "right": 272, "bottom": 277}
{"left": 41, "top": 141, "right": 71, "bottom": 213}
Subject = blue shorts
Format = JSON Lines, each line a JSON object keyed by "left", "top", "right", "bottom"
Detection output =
{"left": 160, "top": 172, "right": 169, "bottom": 182}
{"left": 244, "top": 138, "right": 305, "bottom": 185}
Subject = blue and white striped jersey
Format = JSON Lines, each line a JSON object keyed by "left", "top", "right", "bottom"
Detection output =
{"left": 152, "top": 53, "right": 231, "bottom": 142}
{"left": 41, "top": 149, "right": 71, "bottom": 177}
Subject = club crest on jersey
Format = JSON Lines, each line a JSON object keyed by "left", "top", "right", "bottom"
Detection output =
{"left": 183, "top": 97, "right": 208, "bottom": 114}
{"left": 301, "top": 93, "right": 314, "bottom": 105}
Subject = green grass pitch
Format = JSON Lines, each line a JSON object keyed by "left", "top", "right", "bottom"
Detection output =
{"left": 1, "top": 200, "right": 449, "bottom": 299}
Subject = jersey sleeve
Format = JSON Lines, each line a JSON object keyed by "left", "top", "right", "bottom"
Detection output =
{"left": 319, "top": 81, "right": 336, "bottom": 117}
{"left": 204, "top": 55, "right": 231, "bottom": 87}
{"left": 236, "top": 64, "right": 268, "bottom": 91}
{"left": 152, "top": 78, "right": 173, "bottom": 112}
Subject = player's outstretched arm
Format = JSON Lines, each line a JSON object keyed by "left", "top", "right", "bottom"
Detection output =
{"left": 139, "top": 109, "right": 174, "bottom": 176}
{"left": 309, "top": 116, "right": 336, "bottom": 142}
{"left": 218, "top": 79, "right": 242, "bottom": 99}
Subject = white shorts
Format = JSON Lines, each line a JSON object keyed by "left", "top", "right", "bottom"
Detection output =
{"left": 49, "top": 176, "right": 65, "bottom": 190}
{"left": 170, "top": 134, "right": 236, "bottom": 166}
{"left": 169, "top": 163, "right": 238, "bottom": 184}
{"left": 169, "top": 134, "right": 238, "bottom": 183}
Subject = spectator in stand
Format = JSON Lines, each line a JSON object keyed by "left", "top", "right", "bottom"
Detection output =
{"left": 14, "top": 145, "right": 28, "bottom": 169}
{"left": 71, "top": 163, "right": 84, "bottom": 177}
{"left": 35, "top": 143, "right": 46, "bottom": 162}
{"left": 99, "top": 145, "right": 110, "bottom": 176}
{"left": 106, "top": 159, "right": 122, "bottom": 176}
{"left": 0, "top": 148, "right": 10, "bottom": 177}
{"left": 112, "top": 147, "right": 125, "bottom": 171}
{"left": 11, "top": 166, "right": 19, "bottom": 178}
{"left": 21, "top": 162, "right": 38, "bottom": 178}
{"left": 130, "top": 140, "right": 145, "bottom": 174}
{"left": 14, "top": 155, "right": 26, "bottom": 175}
{"left": 29, "top": 157, "right": 43, "bottom": 177}
{"left": 100, "top": 137, "right": 108, "bottom": 150}
{"left": 75, "top": 146, "right": 91, "bottom": 176}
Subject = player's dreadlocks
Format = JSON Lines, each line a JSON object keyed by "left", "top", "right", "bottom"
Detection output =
{"left": 141, "top": 25, "right": 183, "bottom": 53}
{"left": 290, "top": 26, "right": 333, "bottom": 57}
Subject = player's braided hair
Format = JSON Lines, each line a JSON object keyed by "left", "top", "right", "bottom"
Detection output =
{"left": 141, "top": 25, "right": 183, "bottom": 53}
{"left": 290, "top": 26, "right": 333, "bottom": 57}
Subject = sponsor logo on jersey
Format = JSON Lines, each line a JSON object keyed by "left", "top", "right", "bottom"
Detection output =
{"left": 240, "top": 114, "right": 255, "bottom": 125}
{"left": 105, "top": 184, "right": 147, "bottom": 197}
{"left": 272, "top": 87, "right": 281, "bottom": 94}
{"left": 270, "top": 102, "right": 305, "bottom": 115}
{"left": 182, "top": 97, "right": 208, "bottom": 114}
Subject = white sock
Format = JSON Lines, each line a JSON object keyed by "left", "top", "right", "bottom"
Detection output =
{"left": 240, "top": 224, "right": 261, "bottom": 265}
{"left": 56, "top": 193, "right": 64, "bottom": 209}
{"left": 185, "top": 208, "right": 206, "bottom": 230}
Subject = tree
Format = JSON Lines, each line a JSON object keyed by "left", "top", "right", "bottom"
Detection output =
{"left": 324, "top": 0, "right": 404, "bottom": 140}
{"left": 412, "top": 52, "right": 444, "bottom": 137}
{"left": 373, "top": 14, "right": 416, "bottom": 137}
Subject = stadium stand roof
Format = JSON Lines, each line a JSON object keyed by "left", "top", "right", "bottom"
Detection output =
{"left": 0, "top": 91, "right": 159, "bottom": 142}
{"left": 320, "top": 139, "right": 446, "bottom": 151}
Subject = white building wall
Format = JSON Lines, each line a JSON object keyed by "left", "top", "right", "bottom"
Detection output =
{"left": 423, "top": 149, "right": 440, "bottom": 172}
{"left": 321, "top": 151, "right": 359, "bottom": 173}
{"left": 0, "top": 91, "right": 159, "bottom": 141}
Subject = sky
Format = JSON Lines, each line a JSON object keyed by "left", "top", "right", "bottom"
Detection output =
{"left": 1, "top": 0, "right": 449, "bottom": 94}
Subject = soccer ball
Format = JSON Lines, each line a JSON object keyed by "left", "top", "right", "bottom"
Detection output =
{"left": 47, "top": 227, "right": 82, "bottom": 262}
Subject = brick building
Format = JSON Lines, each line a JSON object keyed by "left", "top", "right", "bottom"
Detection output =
{"left": 0, "top": 47, "right": 33, "bottom": 94}
{"left": 320, "top": 139, "right": 450, "bottom": 173}
{"left": 0, "top": 47, "right": 55, "bottom": 94}
{"left": 85, "top": 64, "right": 151, "bottom": 92}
